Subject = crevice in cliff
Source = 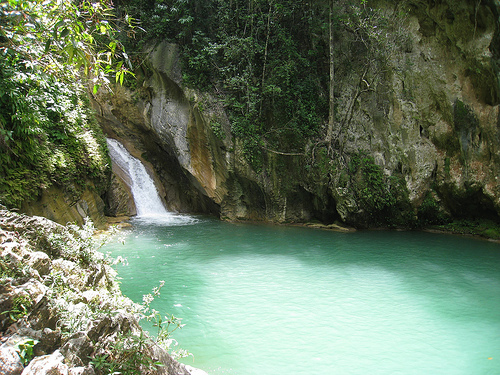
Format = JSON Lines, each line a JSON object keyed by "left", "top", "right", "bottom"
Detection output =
{"left": 439, "top": 183, "right": 500, "bottom": 221}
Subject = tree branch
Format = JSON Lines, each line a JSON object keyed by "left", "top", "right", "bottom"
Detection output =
{"left": 261, "top": 146, "right": 304, "bottom": 156}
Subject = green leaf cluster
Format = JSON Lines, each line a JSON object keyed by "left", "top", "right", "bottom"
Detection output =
{"left": 417, "top": 191, "right": 450, "bottom": 226}
{"left": 17, "top": 338, "right": 39, "bottom": 366}
{"left": 120, "top": 0, "right": 406, "bottom": 172}
{"left": 0, "top": 0, "right": 135, "bottom": 90}
{"left": 435, "top": 218, "right": 500, "bottom": 239}
{"left": 0, "top": 0, "right": 140, "bottom": 207}
{"left": 91, "top": 331, "right": 164, "bottom": 375}
{"left": 91, "top": 281, "right": 190, "bottom": 374}
{"left": 1, "top": 294, "right": 32, "bottom": 324}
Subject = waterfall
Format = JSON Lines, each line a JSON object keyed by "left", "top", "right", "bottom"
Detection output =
{"left": 106, "top": 138, "right": 169, "bottom": 218}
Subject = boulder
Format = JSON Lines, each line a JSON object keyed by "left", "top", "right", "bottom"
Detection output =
{"left": 68, "top": 366, "right": 95, "bottom": 375}
{"left": 60, "top": 332, "right": 93, "bottom": 367}
{"left": 106, "top": 169, "right": 137, "bottom": 217}
{"left": 0, "top": 346, "right": 24, "bottom": 375}
{"left": 0, "top": 209, "right": 205, "bottom": 375}
{"left": 13, "top": 328, "right": 62, "bottom": 357}
{"left": 21, "top": 350, "right": 69, "bottom": 375}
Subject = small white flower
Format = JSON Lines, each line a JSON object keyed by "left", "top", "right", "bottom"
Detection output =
{"left": 142, "top": 294, "right": 154, "bottom": 305}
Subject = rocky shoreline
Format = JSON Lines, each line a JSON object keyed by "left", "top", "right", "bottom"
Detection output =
{"left": 0, "top": 208, "right": 206, "bottom": 375}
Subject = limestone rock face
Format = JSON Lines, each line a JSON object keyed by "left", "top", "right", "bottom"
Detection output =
{"left": 27, "top": 252, "right": 51, "bottom": 277}
{"left": 379, "top": 0, "right": 499, "bottom": 207}
{"left": 91, "top": 60, "right": 222, "bottom": 216}
{"left": 21, "top": 350, "right": 69, "bottom": 375}
{"left": 20, "top": 185, "right": 107, "bottom": 229}
{"left": 93, "top": 0, "right": 500, "bottom": 227}
{"left": 106, "top": 167, "right": 136, "bottom": 217}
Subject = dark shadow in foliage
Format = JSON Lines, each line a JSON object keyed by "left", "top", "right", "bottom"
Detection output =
{"left": 349, "top": 152, "right": 414, "bottom": 228}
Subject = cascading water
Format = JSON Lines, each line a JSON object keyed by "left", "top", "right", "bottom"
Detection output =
{"left": 106, "top": 138, "right": 197, "bottom": 225}
{"left": 107, "top": 138, "right": 168, "bottom": 217}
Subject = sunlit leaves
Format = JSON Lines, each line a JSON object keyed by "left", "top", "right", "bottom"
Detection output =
{"left": 0, "top": 0, "right": 135, "bottom": 89}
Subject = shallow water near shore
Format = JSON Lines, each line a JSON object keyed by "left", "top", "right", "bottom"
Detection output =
{"left": 103, "top": 215, "right": 500, "bottom": 375}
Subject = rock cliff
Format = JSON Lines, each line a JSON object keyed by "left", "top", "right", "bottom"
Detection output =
{"left": 94, "top": 0, "right": 500, "bottom": 228}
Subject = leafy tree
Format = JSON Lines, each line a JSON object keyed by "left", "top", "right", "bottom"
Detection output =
{"left": 119, "top": 0, "right": 409, "bottom": 223}
{"left": 0, "top": 53, "right": 110, "bottom": 207}
{"left": 119, "top": 0, "right": 401, "bottom": 160}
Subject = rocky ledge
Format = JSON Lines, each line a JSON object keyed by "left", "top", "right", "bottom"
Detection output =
{"left": 0, "top": 208, "right": 206, "bottom": 375}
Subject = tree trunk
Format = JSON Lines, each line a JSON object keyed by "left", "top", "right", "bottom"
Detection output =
{"left": 326, "top": 0, "right": 335, "bottom": 144}
{"left": 260, "top": 3, "right": 272, "bottom": 116}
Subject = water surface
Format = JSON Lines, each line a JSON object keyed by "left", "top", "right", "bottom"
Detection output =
{"left": 104, "top": 217, "right": 500, "bottom": 375}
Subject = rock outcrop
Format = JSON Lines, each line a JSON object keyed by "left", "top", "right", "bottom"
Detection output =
{"left": 20, "top": 185, "right": 108, "bottom": 229}
{"left": 105, "top": 168, "right": 137, "bottom": 217}
{"left": 0, "top": 209, "right": 206, "bottom": 375}
{"left": 91, "top": 55, "right": 221, "bottom": 217}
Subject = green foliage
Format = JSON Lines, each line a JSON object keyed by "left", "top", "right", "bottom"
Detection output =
{"left": 92, "top": 331, "right": 164, "bottom": 375}
{"left": 237, "top": 137, "right": 264, "bottom": 172}
{"left": 0, "top": 0, "right": 137, "bottom": 207}
{"left": 0, "top": 214, "right": 184, "bottom": 372}
{"left": 141, "top": 281, "right": 189, "bottom": 359}
{"left": 16, "top": 339, "right": 39, "bottom": 366}
{"left": 0, "top": 0, "right": 135, "bottom": 90}
{"left": 0, "top": 257, "right": 28, "bottom": 280}
{"left": 91, "top": 281, "right": 190, "bottom": 374}
{"left": 210, "top": 120, "right": 225, "bottom": 140}
{"left": 120, "top": 0, "right": 329, "bottom": 164}
{"left": 47, "top": 218, "right": 119, "bottom": 268}
{"left": 435, "top": 219, "right": 500, "bottom": 239}
{"left": 118, "top": 0, "right": 407, "bottom": 172}
{"left": 40, "top": 219, "right": 130, "bottom": 339}
{"left": 1, "top": 294, "right": 33, "bottom": 323}
{"left": 66, "top": 218, "right": 106, "bottom": 266}
{"left": 417, "top": 191, "right": 450, "bottom": 226}
{"left": 350, "top": 153, "right": 393, "bottom": 211}
{"left": 117, "top": 1, "right": 419, "bottom": 226}
{"left": 0, "top": 53, "right": 111, "bottom": 208}
{"left": 315, "top": 147, "right": 335, "bottom": 177}
{"left": 349, "top": 152, "right": 413, "bottom": 226}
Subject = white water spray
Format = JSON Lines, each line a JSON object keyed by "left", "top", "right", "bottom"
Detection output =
{"left": 106, "top": 138, "right": 169, "bottom": 218}
{"left": 106, "top": 138, "right": 197, "bottom": 225}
